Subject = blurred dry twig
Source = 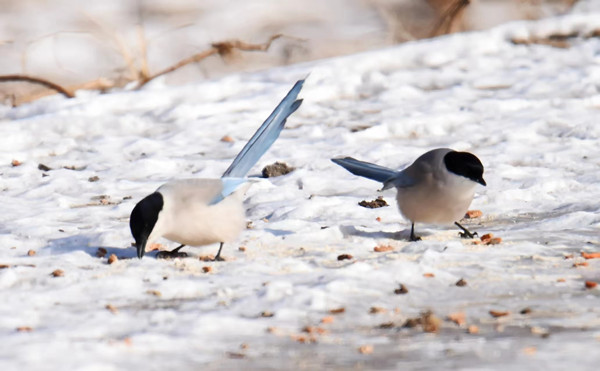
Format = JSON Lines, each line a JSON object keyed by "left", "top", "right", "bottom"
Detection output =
{"left": 135, "top": 34, "right": 285, "bottom": 89}
{"left": 561, "top": 0, "right": 581, "bottom": 12}
{"left": 136, "top": 25, "right": 151, "bottom": 82}
{"left": 0, "top": 74, "right": 75, "bottom": 98}
{"left": 430, "top": 0, "right": 471, "bottom": 37}
{"left": 1, "top": 34, "right": 290, "bottom": 104}
{"left": 510, "top": 28, "right": 600, "bottom": 48}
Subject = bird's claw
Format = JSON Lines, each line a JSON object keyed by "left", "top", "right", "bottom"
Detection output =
{"left": 212, "top": 255, "right": 225, "bottom": 262}
{"left": 455, "top": 222, "right": 477, "bottom": 239}
{"left": 458, "top": 231, "right": 478, "bottom": 239}
{"left": 156, "top": 249, "right": 188, "bottom": 259}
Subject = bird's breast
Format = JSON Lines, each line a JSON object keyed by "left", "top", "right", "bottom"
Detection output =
{"left": 396, "top": 174, "right": 477, "bottom": 224}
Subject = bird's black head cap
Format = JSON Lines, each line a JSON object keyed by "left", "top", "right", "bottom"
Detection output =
{"left": 443, "top": 151, "right": 486, "bottom": 186}
{"left": 129, "top": 192, "right": 164, "bottom": 258}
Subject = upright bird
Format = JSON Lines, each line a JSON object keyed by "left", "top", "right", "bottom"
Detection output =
{"left": 332, "top": 148, "right": 485, "bottom": 241}
{"left": 130, "top": 79, "right": 304, "bottom": 259}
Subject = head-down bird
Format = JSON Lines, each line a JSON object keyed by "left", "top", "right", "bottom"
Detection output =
{"left": 130, "top": 80, "right": 304, "bottom": 259}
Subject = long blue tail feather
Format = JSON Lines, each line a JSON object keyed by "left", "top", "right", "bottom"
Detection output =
{"left": 222, "top": 80, "right": 304, "bottom": 178}
{"left": 331, "top": 157, "right": 398, "bottom": 183}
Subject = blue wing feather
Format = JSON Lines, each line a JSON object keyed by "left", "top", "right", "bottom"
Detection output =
{"left": 208, "top": 177, "right": 248, "bottom": 205}
{"left": 222, "top": 79, "right": 304, "bottom": 178}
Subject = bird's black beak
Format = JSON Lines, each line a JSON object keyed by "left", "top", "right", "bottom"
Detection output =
{"left": 478, "top": 177, "right": 487, "bottom": 186}
{"left": 136, "top": 237, "right": 147, "bottom": 259}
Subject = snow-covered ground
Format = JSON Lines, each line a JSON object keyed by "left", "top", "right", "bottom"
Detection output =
{"left": 2, "top": 12, "right": 600, "bottom": 370}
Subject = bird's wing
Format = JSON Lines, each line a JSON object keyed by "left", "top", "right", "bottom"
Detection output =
{"left": 381, "top": 172, "right": 416, "bottom": 190}
{"left": 222, "top": 79, "right": 304, "bottom": 178}
{"left": 208, "top": 177, "right": 248, "bottom": 205}
{"left": 158, "top": 179, "right": 223, "bottom": 204}
{"left": 157, "top": 178, "right": 249, "bottom": 207}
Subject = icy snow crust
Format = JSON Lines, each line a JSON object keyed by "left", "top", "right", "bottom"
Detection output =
{"left": 1, "top": 15, "right": 600, "bottom": 370}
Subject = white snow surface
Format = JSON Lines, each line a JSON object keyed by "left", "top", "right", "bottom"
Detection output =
{"left": 2, "top": 14, "right": 600, "bottom": 370}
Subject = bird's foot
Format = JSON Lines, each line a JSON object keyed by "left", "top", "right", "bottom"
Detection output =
{"left": 458, "top": 231, "right": 478, "bottom": 239}
{"left": 409, "top": 223, "right": 422, "bottom": 242}
{"left": 156, "top": 245, "right": 188, "bottom": 259}
{"left": 211, "top": 242, "right": 225, "bottom": 262}
{"left": 409, "top": 235, "right": 422, "bottom": 242}
{"left": 212, "top": 255, "right": 225, "bottom": 262}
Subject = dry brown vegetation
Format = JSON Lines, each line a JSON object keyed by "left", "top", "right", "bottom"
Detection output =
{"left": 0, "top": 34, "right": 294, "bottom": 105}
{"left": 429, "top": 0, "right": 472, "bottom": 37}
{"left": 134, "top": 34, "right": 287, "bottom": 89}
{"left": 0, "top": 0, "right": 584, "bottom": 105}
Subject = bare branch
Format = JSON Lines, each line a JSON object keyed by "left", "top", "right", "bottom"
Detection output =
{"left": 212, "top": 34, "right": 283, "bottom": 56}
{"left": 81, "top": 13, "right": 139, "bottom": 82}
{"left": 135, "top": 34, "right": 284, "bottom": 89}
{"left": 135, "top": 48, "right": 219, "bottom": 89}
{"left": 72, "top": 77, "right": 115, "bottom": 92}
{"left": 561, "top": 0, "right": 580, "bottom": 14}
{"left": 3, "top": 34, "right": 292, "bottom": 103}
{"left": 430, "top": 0, "right": 470, "bottom": 38}
{"left": 137, "top": 25, "right": 150, "bottom": 81}
{"left": 0, "top": 74, "right": 75, "bottom": 98}
{"left": 510, "top": 30, "right": 589, "bottom": 49}
{"left": 114, "top": 32, "right": 140, "bottom": 81}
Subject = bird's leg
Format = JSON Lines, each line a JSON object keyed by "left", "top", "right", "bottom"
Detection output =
{"left": 156, "top": 244, "right": 188, "bottom": 259}
{"left": 455, "top": 222, "right": 477, "bottom": 239}
{"left": 409, "top": 223, "right": 422, "bottom": 242}
{"left": 213, "top": 242, "right": 225, "bottom": 261}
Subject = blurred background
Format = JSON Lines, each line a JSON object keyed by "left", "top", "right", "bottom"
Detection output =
{"left": 0, "top": 0, "right": 592, "bottom": 104}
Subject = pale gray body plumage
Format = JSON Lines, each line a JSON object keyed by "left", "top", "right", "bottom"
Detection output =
{"left": 394, "top": 148, "right": 477, "bottom": 224}
{"left": 147, "top": 179, "right": 249, "bottom": 248}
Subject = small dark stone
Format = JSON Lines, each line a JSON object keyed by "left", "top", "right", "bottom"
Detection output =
{"left": 337, "top": 254, "right": 353, "bottom": 261}
{"left": 358, "top": 196, "right": 388, "bottom": 209}
{"left": 402, "top": 318, "right": 422, "bottom": 328}
{"left": 88, "top": 176, "right": 100, "bottom": 182}
{"left": 378, "top": 322, "right": 395, "bottom": 329}
{"left": 350, "top": 125, "right": 372, "bottom": 132}
{"left": 51, "top": 269, "right": 64, "bottom": 277}
{"left": 394, "top": 284, "right": 409, "bottom": 294}
{"left": 456, "top": 278, "right": 467, "bottom": 287}
{"left": 262, "top": 162, "right": 295, "bottom": 178}
{"left": 38, "top": 163, "right": 52, "bottom": 171}
{"left": 520, "top": 307, "right": 532, "bottom": 315}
